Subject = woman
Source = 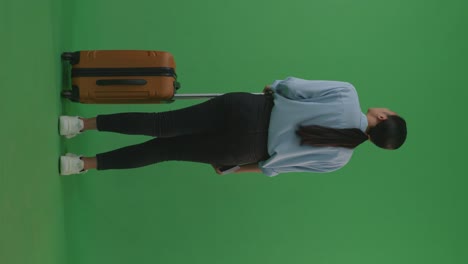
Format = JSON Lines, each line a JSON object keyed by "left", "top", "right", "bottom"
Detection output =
{"left": 59, "top": 77, "right": 407, "bottom": 176}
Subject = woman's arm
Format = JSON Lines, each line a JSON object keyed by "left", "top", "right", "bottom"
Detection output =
{"left": 273, "top": 78, "right": 352, "bottom": 100}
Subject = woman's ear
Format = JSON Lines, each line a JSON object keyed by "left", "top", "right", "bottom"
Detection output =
{"left": 378, "top": 114, "right": 388, "bottom": 121}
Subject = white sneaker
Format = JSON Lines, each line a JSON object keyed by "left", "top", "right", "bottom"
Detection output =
{"left": 60, "top": 116, "right": 84, "bottom": 138}
{"left": 60, "top": 153, "right": 88, "bottom": 176}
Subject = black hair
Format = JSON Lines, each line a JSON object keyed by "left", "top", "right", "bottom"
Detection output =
{"left": 296, "top": 116, "right": 407, "bottom": 149}
{"left": 367, "top": 115, "right": 407, "bottom": 149}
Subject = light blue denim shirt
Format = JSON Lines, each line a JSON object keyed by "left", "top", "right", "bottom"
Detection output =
{"left": 258, "top": 77, "right": 368, "bottom": 176}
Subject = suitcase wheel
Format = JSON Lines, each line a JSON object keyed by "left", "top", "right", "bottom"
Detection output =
{"left": 61, "top": 52, "right": 80, "bottom": 64}
{"left": 61, "top": 90, "right": 73, "bottom": 99}
{"left": 61, "top": 52, "right": 74, "bottom": 60}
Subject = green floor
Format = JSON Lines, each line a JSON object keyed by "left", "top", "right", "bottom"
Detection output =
{"left": 1, "top": 0, "right": 468, "bottom": 264}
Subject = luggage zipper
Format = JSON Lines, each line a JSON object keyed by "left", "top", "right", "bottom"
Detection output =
{"left": 72, "top": 67, "right": 176, "bottom": 78}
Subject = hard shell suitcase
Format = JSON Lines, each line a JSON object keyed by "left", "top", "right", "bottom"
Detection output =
{"left": 61, "top": 50, "right": 261, "bottom": 103}
{"left": 61, "top": 50, "right": 181, "bottom": 104}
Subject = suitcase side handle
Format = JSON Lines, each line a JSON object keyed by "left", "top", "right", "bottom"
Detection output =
{"left": 96, "top": 79, "right": 148, "bottom": 86}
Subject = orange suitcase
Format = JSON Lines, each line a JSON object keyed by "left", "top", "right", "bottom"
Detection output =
{"left": 61, "top": 50, "right": 181, "bottom": 104}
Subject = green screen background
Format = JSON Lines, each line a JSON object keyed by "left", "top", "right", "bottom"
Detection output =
{"left": 1, "top": 0, "right": 467, "bottom": 264}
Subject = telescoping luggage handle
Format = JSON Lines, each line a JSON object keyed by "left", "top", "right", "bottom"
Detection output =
{"left": 173, "top": 93, "right": 263, "bottom": 99}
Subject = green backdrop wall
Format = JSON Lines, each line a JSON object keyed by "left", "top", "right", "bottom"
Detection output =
{"left": 1, "top": 0, "right": 467, "bottom": 264}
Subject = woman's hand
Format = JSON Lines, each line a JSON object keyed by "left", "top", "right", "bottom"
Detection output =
{"left": 263, "top": 85, "right": 273, "bottom": 95}
{"left": 211, "top": 165, "right": 223, "bottom": 175}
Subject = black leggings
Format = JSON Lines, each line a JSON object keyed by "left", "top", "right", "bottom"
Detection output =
{"left": 95, "top": 93, "right": 274, "bottom": 170}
